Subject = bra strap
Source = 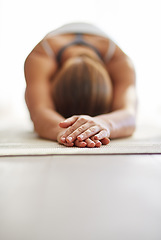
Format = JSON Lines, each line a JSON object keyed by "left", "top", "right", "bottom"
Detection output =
{"left": 41, "top": 39, "right": 55, "bottom": 58}
{"left": 104, "top": 40, "right": 116, "bottom": 63}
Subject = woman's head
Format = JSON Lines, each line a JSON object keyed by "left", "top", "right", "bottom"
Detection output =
{"left": 52, "top": 55, "right": 113, "bottom": 118}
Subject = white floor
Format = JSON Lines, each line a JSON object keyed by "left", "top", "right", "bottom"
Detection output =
{"left": 0, "top": 105, "right": 161, "bottom": 239}
{"left": 0, "top": 154, "right": 161, "bottom": 240}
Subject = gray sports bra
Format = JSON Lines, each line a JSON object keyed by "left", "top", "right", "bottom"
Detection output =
{"left": 41, "top": 22, "right": 116, "bottom": 63}
{"left": 56, "top": 33, "right": 103, "bottom": 63}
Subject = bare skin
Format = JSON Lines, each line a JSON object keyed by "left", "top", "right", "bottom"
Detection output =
{"left": 24, "top": 32, "right": 137, "bottom": 148}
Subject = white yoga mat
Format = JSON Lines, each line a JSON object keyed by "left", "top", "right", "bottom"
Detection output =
{"left": 0, "top": 122, "right": 161, "bottom": 156}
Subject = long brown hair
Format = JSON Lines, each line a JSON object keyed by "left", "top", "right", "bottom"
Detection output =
{"left": 52, "top": 55, "right": 113, "bottom": 118}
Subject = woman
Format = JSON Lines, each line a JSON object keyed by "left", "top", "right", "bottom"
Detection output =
{"left": 24, "top": 22, "right": 137, "bottom": 148}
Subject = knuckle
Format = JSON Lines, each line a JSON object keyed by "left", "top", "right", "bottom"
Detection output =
{"left": 90, "top": 126, "right": 96, "bottom": 133}
{"left": 86, "top": 129, "right": 91, "bottom": 134}
{"left": 68, "top": 126, "right": 75, "bottom": 132}
{"left": 79, "top": 115, "right": 91, "bottom": 122}
{"left": 88, "top": 120, "right": 95, "bottom": 125}
{"left": 79, "top": 116, "right": 86, "bottom": 122}
{"left": 77, "top": 126, "right": 84, "bottom": 132}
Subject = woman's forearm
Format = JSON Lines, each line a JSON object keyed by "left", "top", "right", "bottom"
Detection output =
{"left": 30, "top": 107, "right": 65, "bottom": 141}
{"left": 95, "top": 109, "right": 136, "bottom": 139}
{"left": 25, "top": 88, "right": 65, "bottom": 141}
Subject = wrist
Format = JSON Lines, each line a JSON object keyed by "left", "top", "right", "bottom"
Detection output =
{"left": 31, "top": 109, "right": 64, "bottom": 141}
{"left": 94, "top": 115, "right": 113, "bottom": 138}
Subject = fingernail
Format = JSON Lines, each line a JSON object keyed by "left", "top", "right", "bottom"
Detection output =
{"left": 61, "top": 137, "right": 66, "bottom": 142}
{"left": 67, "top": 136, "right": 72, "bottom": 142}
{"left": 96, "top": 142, "right": 102, "bottom": 147}
{"left": 77, "top": 135, "right": 83, "bottom": 141}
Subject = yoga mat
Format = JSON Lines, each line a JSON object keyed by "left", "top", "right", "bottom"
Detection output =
{"left": 0, "top": 123, "right": 161, "bottom": 156}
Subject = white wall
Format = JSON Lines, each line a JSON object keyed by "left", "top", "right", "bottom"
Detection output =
{"left": 0, "top": 0, "right": 161, "bottom": 121}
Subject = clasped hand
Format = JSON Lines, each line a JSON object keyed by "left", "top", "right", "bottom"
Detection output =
{"left": 57, "top": 115, "right": 110, "bottom": 148}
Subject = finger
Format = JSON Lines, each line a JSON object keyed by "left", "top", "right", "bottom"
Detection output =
{"left": 91, "top": 136, "right": 102, "bottom": 146}
{"left": 61, "top": 119, "right": 89, "bottom": 143}
{"left": 74, "top": 139, "right": 87, "bottom": 148}
{"left": 66, "top": 121, "right": 95, "bottom": 143}
{"left": 57, "top": 134, "right": 74, "bottom": 146}
{"left": 85, "top": 138, "right": 95, "bottom": 148}
{"left": 91, "top": 136, "right": 102, "bottom": 147}
{"left": 59, "top": 116, "right": 78, "bottom": 128}
{"left": 94, "top": 129, "right": 110, "bottom": 140}
{"left": 59, "top": 136, "right": 66, "bottom": 143}
{"left": 101, "top": 137, "right": 110, "bottom": 145}
{"left": 95, "top": 141, "right": 102, "bottom": 147}
{"left": 77, "top": 125, "right": 100, "bottom": 141}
